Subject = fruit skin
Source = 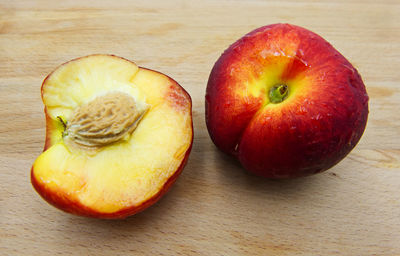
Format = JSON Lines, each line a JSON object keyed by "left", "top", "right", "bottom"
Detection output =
{"left": 32, "top": 55, "right": 193, "bottom": 219}
{"left": 206, "top": 23, "right": 369, "bottom": 178}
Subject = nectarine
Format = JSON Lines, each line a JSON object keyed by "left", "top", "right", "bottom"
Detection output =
{"left": 206, "top": 24, "right": 369, "bottom": 178}
{"left": 32, "top": 55, "right": 193, "bottom": 218}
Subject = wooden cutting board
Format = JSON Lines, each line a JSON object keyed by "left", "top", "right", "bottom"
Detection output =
{"left": 1, "top": 0, "right": 399, "bottom": 255}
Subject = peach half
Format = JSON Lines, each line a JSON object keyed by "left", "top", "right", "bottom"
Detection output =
{"left": 31, "top": 55, "right": 193, "bottom": 219}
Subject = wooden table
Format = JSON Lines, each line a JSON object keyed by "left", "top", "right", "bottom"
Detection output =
{"left": 1, "top": 0, "right": 399, "bottom": 255}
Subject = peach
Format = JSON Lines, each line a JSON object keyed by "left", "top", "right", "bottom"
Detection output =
{"left": 206, "top": 24, "right": 368, "bottom": 178}
{"left": 31, "top": 55, "right": 193, "bottom": 218}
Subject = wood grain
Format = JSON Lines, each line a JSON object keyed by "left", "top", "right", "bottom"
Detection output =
{"left": 1, "top": 0, "right": 399, "bottom": 255}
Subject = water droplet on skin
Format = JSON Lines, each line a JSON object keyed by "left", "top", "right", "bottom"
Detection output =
{"left": 224, "top": 101, "right": 232, "bottom": 108}
{"left": 314, "top": 113, "right": 322, "bottom": 120}
{"left": 298, "top": 106, "right": 307, "bottom": 115}
{"left": 294, "top": 56, "right": 309, "bottom": 68}
{"left": 260, "top": 49, "right": 269, "bottom": 59}
{"left": 320, "top": 72, "right": 327, "bottom": 81}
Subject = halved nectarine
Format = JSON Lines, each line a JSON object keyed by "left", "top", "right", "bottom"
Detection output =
{"left": 31, "top": 55, "right": 193, "bottom": 219}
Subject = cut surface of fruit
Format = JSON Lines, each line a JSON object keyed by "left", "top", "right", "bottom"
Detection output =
{"left": 32, "top": 55, "right": 193, "bottom": 218}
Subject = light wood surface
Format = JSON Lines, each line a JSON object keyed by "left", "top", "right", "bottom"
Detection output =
{"left": 1, "top": 0, "right": 399, "bottom": 255}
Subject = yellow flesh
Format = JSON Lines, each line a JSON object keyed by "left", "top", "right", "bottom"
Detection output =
{"left": 33, "top": 55, "right": 192, "bottom": 213}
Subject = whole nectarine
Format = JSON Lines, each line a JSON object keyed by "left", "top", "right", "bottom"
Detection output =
{"left": 206, "top": 24, "right": 368, "bottom": 178}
